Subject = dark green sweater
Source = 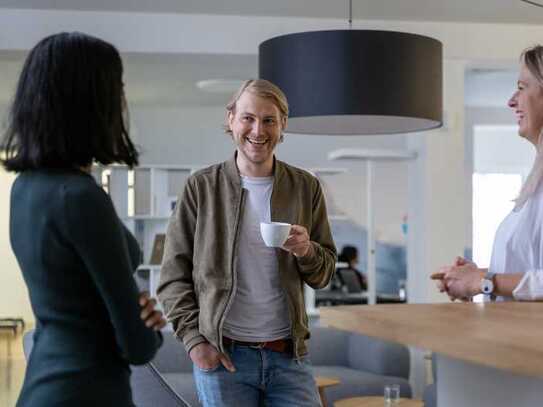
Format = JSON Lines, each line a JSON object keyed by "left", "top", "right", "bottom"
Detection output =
{"left": 11, "top": 169, "right": 162, "bottom": 407}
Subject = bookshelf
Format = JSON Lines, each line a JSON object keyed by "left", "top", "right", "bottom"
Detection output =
{"left": 93, "top": 164, "right": 349, "bottom": 314}
{"left": 92, "top": 164, "right": 200, "bottom": 298}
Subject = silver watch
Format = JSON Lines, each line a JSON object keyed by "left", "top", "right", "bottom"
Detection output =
{"left": 480, "top": 271, "right": 496, "bottom": 295}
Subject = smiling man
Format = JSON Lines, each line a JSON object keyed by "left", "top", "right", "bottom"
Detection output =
{"left": 158, "top": 79, "right": 337, "bottom": 406}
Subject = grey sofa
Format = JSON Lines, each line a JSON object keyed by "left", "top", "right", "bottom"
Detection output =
{"left": 309, "top": 326, "right": 411, "bottom": 406}
{"left": 23, "top": 327, "right": 411, "bottom": 407}
{"left": 155, "top": 326, "right": 412, "bottom": 407}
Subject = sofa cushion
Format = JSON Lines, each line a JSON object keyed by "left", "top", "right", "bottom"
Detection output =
{"left": 163, "top": 372, "right": 199, "bottom": 407}
{"left": 347, "top": 333, "right": 410, "bottom": 378}
{"left": 312, "top": 365, "right": 412, "bottom": 407}
{"left": 154, "top": 334, "right": 194, "bottom": 373}
{"left": 131, "top": 364, "right": 189, "bottom": 406}
{"left": 307, "top": 327, "right": 350, "bottom": 367}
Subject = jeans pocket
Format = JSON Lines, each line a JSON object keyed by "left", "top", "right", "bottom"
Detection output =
{"left": 195, "top": 362, "right": 222, "bottom": 373}
{"left": 295, "top": 354, "right": 312, "bottom": 365}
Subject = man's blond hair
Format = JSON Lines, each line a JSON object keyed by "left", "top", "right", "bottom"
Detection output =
{"left": 224, "top": 79, "right": 289, "bottom": 134}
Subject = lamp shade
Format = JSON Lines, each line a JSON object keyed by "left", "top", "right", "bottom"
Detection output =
{"left": 259, "top": 30, "right": 443, "bottom": 135}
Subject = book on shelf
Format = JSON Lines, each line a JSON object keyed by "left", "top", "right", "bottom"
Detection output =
{"left": 149, "top": 233, "right": 166, "bottom": 265}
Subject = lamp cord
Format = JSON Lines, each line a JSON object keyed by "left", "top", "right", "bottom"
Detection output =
{"left": 520, "top": 0, "right": 543, "bottom": 7}
{"left": 348, "top": 0, "right": 353, "bottom": 29}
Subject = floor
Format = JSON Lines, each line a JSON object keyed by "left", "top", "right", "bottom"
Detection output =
{"left": 0, "top": 329, "right": 26, "bottom": 407}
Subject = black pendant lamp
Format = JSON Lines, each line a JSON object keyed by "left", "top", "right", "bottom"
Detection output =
{"left": 258, "top": 10, "right": 443, "bottom": 135}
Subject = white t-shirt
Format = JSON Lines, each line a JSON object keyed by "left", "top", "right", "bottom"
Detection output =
{"left": 222, "top": 175, "right": 291, "bottom": 341}
{"left": 489, "top": 184, "right": 543, "bottom": 301}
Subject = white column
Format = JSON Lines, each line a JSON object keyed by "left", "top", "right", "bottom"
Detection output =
{"left": 407, "top": 59, "right": 468, "bottom": 397}
{"left": 407, "top": 59, "right": 467, "bottom": 304}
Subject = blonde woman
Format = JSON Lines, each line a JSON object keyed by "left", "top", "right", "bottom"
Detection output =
{"left": 432, "top": 45, "right": 543, "bottom": 301}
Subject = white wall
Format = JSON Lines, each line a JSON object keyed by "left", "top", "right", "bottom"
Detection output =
{"left": 474, "top": 125, "right": 535, "bottom": 175}
{"left": 130, "top": 105, "right": 410, "bottom": 244}
{"left": 0, "top": 170, "right": 34, "bottom": 323}
{"left": 323, "top": 164, "right": 409, "bottom": 245}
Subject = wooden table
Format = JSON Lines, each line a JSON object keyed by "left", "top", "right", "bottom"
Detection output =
{"left": 320, "top": 303, "right": 543, "bottom": 407}
{"left": 321, "top": 302, "right": 543, "bottom": 377}
{"left": 334, "top": 396, "right": 423, "bottom": 407}
{"left": 315, "top": 376, "right": 340, "bottom": 407}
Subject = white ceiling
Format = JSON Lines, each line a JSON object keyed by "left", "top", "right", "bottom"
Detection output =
{"left": 0, "top": 52, "right": 257, "bottom": 108}
{"left": 0, "top": 1, "right": 532, "bottom": 110}
{"left": 0, "top": 53, "right": 518, "bottom": 110}
{"left": 1, "top": 0, "right": 543, "bottom": 25}
{"left": 122, "top": 53, "right": 256, "bottom": 107}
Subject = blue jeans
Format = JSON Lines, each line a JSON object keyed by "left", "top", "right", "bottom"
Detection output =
{"left": 193, "top": 343, "right": 321, "bottom": 407}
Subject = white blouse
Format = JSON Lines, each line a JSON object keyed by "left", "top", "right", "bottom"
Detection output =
{"left": 489, "top": 185, "right": 543, "bottom": 301}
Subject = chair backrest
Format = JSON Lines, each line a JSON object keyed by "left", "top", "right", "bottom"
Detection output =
{"left": 307, "top": 326, "right": 350, "bottom": 367}
{"left": 337, "top": 268, "right": 363, "bottom": 293}
{"left": 347, "top": 331, "right": 410, "bottom": 379}
{"left": 308, "top": 326, "right": 410, "bottom": 380}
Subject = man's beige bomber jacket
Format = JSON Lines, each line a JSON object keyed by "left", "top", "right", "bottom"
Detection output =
{"left": 157, "top": 155, "right": 337, "bottom": 358}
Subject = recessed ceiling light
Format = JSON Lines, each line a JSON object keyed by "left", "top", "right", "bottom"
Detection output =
{"left": 195, "top": 79, "right": 243, "bottom": 94}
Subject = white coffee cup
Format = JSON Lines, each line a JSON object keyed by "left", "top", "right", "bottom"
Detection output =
{"left": 260, "top": 222, "right": 291, "bottom": 248}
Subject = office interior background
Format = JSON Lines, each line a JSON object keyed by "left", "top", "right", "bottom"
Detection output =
{"left": 0, "top": 0, "right": 539, "bottom": 401}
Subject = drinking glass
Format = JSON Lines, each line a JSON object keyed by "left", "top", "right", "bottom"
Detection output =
{"left": 384, "top": 384, "right": 400, "bottom": 404}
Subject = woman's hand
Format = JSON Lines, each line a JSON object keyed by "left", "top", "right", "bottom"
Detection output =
{"left": 454, "top": 256, "right": 476, "bottom": 268}
{"left": 138, "top": 292, "right": 167, "bottom": 331}
{"left": 431, "top": 257, "right": 484, "bottom": 301}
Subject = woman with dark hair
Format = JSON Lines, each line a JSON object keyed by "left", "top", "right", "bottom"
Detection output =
{"left": 337, "top": 245, "right": 367, "bottom": 291}
{"left": 2, "top": 32, "right": 165, "bottom": 406}
{"left": 338, "top": 245, "right": 358, "bottom": 268}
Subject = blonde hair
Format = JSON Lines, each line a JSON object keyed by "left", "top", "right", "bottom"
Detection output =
{"left": 224, "top": 79, "right": 289, "bottom": 134}
{"left": 515, "top": 45, "right": 543, "bottom": 210}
